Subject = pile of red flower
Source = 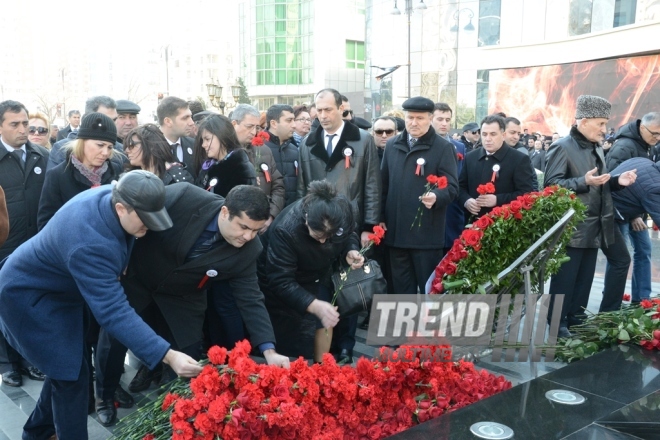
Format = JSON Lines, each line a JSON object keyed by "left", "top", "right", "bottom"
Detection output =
{"left": 116, "top": 341, "right": 511, "bottom": 440}
{"left": 430, "top": 185, "right": 585, "bottom": 295}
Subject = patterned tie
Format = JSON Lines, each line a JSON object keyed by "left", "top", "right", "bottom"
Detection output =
{"left": 408, "top": 137, "right": 418, "bottom": 150}
{"left": 326, "top": 134, "right": 336, "bottom": 157}
{"left": 187, "top": 231, "right": 221, "bottom": 261}
{"left": 12, "top": 149, "right": 25, "bottom": 172}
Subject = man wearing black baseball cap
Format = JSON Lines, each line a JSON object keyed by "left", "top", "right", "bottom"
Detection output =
{"left": 0, "top": 170, "right": 201, "bottom": 438}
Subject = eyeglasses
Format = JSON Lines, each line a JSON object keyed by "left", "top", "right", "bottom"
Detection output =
{"left": 471, "top": 131, "right": 480, "bottom": 135}
{"left": 295, "top": 118, "right": 312, "bottom": 123}
{"left": 342, "top": 110, "right": 354, "bottom": 118}
{"left": 124, "top": 141, "right": 141, "bottom": 151}
{"left": 374, "top": 129, "right": 395, "bottom": 136}
{"left": 29, "top": 126, "right": 48, "bottom": 135}
{"left": 642, "top": 125, "right": 660, "bottom": 139}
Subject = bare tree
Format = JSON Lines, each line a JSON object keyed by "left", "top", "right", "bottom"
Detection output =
{"left": 126, "top": 76, "right": 153, "bottom": 105}
{"left": 32, "top": 92, "right": 60, "bottom": 123}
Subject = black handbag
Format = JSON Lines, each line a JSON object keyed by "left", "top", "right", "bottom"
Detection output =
{"left": 331, "top": 259, "right": 387, "bottom": 316}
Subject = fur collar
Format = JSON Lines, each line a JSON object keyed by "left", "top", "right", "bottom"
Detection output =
{"left": 304, "top": 121, "right": 362, "bottom": 168}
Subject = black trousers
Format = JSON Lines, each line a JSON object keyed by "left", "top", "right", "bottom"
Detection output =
{"left": 389, "top": 247, "right": 443, "bottom": 295}
{"left": 23, "top": 344, "right": 89, "bottom": 439}
{"left": 0, "top": 332, "right": 23, "bottom": 372}
{"left": 548, "top": 247, "right": 599, "bottom": 327}
{"left": 600, "top": 226, "right": 631, "bottom": 312}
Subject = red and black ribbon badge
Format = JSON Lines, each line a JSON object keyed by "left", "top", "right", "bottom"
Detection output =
{"left": 343, "top": 147, "right": 354, "bottom": 169}
{"left": 491, "top": 164, "right": 500, "bottom": 183}
{"left": 415, "top": 158, "right": 426, "bottom": 176}
{"left": 206, "top": 178, "right": 218, "bottom": 192}
{"left": 198, "top": 269, "right": 218, "bottom": 289}
{"left": 260, "top": 163, "right": 271, "bottom": 183}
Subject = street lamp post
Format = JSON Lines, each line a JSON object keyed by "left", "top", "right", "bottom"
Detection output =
{"left": 390, "top": 0, "right": 427, "bottom": 99}
{"left": 205, "top": 79, "right": 244, "bottom": 115}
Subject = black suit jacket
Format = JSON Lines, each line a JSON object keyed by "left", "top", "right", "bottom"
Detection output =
{"left": 123, "top": 183, "right": 274, "bottom": 350}
{"left": 178, "top": 136, "right": 197, "bottom": 178}
{"left": 458, "top": 144, "right": 535, "bottom": 218}
{"left": 56, "top": 125, "right": 72, "bottom": 141}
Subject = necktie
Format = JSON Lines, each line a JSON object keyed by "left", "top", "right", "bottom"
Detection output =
{"left": 12, "top": 149, "right": 25, "bottom": 171}
{"left": 326, "top": 134, "right": 336, "bottom": 157}
{"left": 187, "top": 231, "right": 221, "bottom": 261}
{"left": 408, "top": 137, "right": 417, "bottom": 150}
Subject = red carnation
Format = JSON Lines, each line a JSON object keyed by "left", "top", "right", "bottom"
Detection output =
{"left": 426, "top": 175, "right": 438, "bottom": 185}
{"left": 641, "top": 299, "right": 654, "bottom": 309}
{"left": 208, "top": 346, "right": 228, "bottom": 365}
{"left": 476, "top": 182, "right": 495, "bottom": 195}
{"left": 457, "top": 152, "right": 464, "bottom": 161}
{"left": 436, "top": 176, "right": 448, "bottom": 189}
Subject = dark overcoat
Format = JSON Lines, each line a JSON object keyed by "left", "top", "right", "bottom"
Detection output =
{"left": 123, "top": 183, "right": 275, "bottom": 350}
{"left": 381, "top": 126, "right": 458, "bottom": 249}
{"left": 458, "top": 143, "right": 535, "bottom": 218}
{"left": 0, "top": 188, "right": 170, "bottom": 381}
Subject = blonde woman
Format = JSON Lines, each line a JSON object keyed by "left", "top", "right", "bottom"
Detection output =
{"left": 28, "top": 112, "right": 51, "bottom": 149}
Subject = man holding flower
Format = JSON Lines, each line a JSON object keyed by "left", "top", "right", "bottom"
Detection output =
{"left": 381, "top": 96, "right": 459, "bottom": 295}
{"left": 458, "top": 114, "right": 535, "bottom": 219}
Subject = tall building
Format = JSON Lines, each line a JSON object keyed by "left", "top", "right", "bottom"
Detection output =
{"left": 239, "top": 0, "right": 367, "bottom": 113}
{"left": 366, "top": 0, "right": 660, "bottom": 132}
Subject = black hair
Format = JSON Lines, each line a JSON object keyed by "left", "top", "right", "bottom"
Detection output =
{"left": 188, "top": 100, "right": 205, "bottom": 116}
{"left": 0, "top": 100, "right": 29, "bottom": 124}
{"left": 302, "top": 180, "right": 354, "bottom": 239}
{"left": 225, "top": 185, "right": 270, "bottom": 221}
{"left": 67, "top": 109, "right": 81, "bottom": 118}
{"left": 293, "top": 105, "right": 309, "bottom": 118}
{"left": 315, "top": 89, "right": 343, "bottom": 108}
{"left": 433, "top": 102, "right": 453, "bottom": 115}
{"left": 193, "top": 114, "right": 241, "bottom": 176}
{"left": 157, "top": 96, "right": 189, "bottom": 125}
{"left": 504, "top": 116, "right": 521, "bottom": 127}
{"left": 480, "top": 114, "right": 506, "bottom": 131}
{"left": 340, "top": 94, "right": 349, "bottom": 103}
{"left": 123, "top": 124, "right": 175, "bottom": 178}
{"left": 495, "top": 112, "right": 507, "bottom": 118}
{"left": 266, "top": 104, "right": 294, "bottom": 129}
{"left": 85, "top": 96, "right": 116, "bottom": 114}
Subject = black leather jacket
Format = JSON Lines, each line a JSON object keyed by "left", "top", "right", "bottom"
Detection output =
{"left": 544, "top": 127, "right": 622, "bottom": 248}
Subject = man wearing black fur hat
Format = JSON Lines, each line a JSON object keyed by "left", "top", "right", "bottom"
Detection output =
{"left": 545, "top": 95, "right": 637, "bottom": 338}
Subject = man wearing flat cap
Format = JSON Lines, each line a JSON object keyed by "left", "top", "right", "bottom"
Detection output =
{"left": 115, "top": 99, "right": 141, "bottom": 143}
{"left": 545, "top": 95, "right": 637, "bottom": 338}
{"left": 381, "top": 96, "right": 458, "bottom": 296}
{"left": 0, "top": 170, "right": 202, "bottom": 438}
{"left": 460, "top": 122, "right": 481, "bottom": 152}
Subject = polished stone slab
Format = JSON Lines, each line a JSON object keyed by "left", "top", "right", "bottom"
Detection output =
{"left": 541, "top": 345, "right": 660, "bottom": 405}
{"left": 388, "top": 378, "right": 623, "bottom": 439}
{"left": 562, "top": 424, "right": 643, "bottom": 439}
{"left": 597, "top": 389, "right": 660, "bottom": 439}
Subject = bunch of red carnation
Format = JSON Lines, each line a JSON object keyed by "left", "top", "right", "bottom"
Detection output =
{"left": 411, "top": 175, "right": 449, "bottom": 229}
{"left": 251, "top": 131, "right": 270, "bottom": 147}
{"left": 476, "top": 182, "right": 495, "bottom": 195}
{"left": 134, "top": 341, "right": 510, "bottom": 440}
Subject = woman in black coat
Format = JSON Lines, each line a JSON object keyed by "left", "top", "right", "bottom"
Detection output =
{"left": 193, "top": 114, "right": 256, "bottom": 196}
{"left": 38, "top": 112, "right": 123, "bottom": 230}
{"left": 259, "top": 180, "right": 364, "bottom": 362}
{"left": 123, "top": 124, "right": 194, "bottom": 185}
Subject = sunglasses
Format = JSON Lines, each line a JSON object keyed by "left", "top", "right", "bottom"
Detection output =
{"left": 374, "top": 129, "right": 395, "bottom": 135}
{"left": 29, "top": 126, "right": 48, "bottom": 135}
{"left": 342, "top": 110, "right": 354, "bottom": 118}
{"left": 471, "top": 131, "right": 480, "bottom": 135}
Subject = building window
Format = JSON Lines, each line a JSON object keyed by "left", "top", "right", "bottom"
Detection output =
{"left": 478, "top": 0, "right": 501, "bottom": 47}
{"left": 255, "top": 0, "right": 308, "bottom": 86}
{"left": 568, "top": 0, "right": 593, "bottom": 36}
{"left": 613, "top": 0, "right": 636, "bottom": 27}
{"left": 346, "top": 40, "right": 365, "bottom": 69}
{"left": 349, "top": 0, "right": 365, "bottom": 15}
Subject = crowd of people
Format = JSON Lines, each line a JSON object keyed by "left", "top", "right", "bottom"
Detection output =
{"left": 0, "top": 88, "right": 658, "bottom": 438}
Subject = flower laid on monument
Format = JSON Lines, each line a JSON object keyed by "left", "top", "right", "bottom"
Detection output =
{"left": 250, "top": 130, "right": 270, "bottom": 147}
{"left": 430, "top": 186, "right": 586, "bottom": 295}
{"left": 113, "top": 341, "right": 511, "bottom": 440}
{"left": 554, "top": 298, "right": 660, "bottom": 363}
{"left": 410, "top": 174, "right": 448, "bottom": 229}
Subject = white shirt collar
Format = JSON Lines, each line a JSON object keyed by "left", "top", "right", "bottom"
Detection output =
{"left": 324, "top": 121, "right": 345, "bottom": 141}
{"left": 1, "top": 137, "right": 26, "bottom": 154}
{"left": 166, "top": 137, "right": 182, "bottom": 146}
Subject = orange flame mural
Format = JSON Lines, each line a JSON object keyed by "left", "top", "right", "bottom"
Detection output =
{"left": 488, "top": 54, "right": 660, "bottom": 135}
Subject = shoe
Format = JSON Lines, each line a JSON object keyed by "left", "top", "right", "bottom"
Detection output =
{"left": 20, "top": 366, "right": 46, "bottom": 381}
{"left": 1, "top": 369, "right": 22, "bottom": 387}
{"left": 95, "top": 398, "right": 117, "bottom": 426}
{"left": 557, "top": 326, "right": 572, "bottom": 339}
{"left": 336, "top": 349, "right": 353, "bottom": 366}
{"left": 114, "top": 385, "right": 134, "bottom": 408}
{"left": 128, "top": 365, "right": 155, "bottom": 393}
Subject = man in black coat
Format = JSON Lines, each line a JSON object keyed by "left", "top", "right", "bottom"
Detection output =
{"left": 381, "top": 97, "right": 458, "bottom": 296}
{"left": 458, "top": 114, "right": 535, "bottom": 219}
{"left": 264, "top": 104, "right": 300, "bottom": 208}
{"left": 100, "top": 184, "right": 290, "bottom": 403}
{"left": 545, "top": 95, "right": 637, "bottom": 337}
{"left": 0, "top": 100, "right": 49, "bottom": 387}
{"left": 56, "top": 109, "right": 80, "bottom": 141}
{"left": 158, "top": 96, "right": 196, "bottom": 178}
